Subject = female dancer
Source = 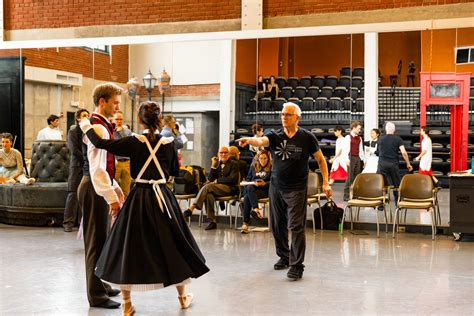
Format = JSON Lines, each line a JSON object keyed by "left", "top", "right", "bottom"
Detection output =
{"left": 328, "top": 126, "right": 348, "bottom": 184}
{"left": 362, "top": 128, "right": 380, "bottom": 173}
{"left": 80, "top": 101, "right": 209, "bottom": 315}
{"left": 241, "top": 150, "right": 272, "bottom": 234}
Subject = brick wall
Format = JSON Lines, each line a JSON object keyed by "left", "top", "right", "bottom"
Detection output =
{"left": 138, "top": 84, "right": 220, "bottom": 99}
{"left": 0, "top": 46, "right": 129, "bottom": 83}
{"left": 4, "top": 0, "right": 241, "bottom": 30}
{"left": 264, "top": 0, "right": 473, "bottom": 17}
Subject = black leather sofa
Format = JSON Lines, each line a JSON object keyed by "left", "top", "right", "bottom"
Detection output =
{"left": 0, "top": 141, "right": 69, "bottom": 226}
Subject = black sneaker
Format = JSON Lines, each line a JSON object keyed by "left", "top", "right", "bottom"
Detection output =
{"left": 287, "top": 266, "right": 304, "bottom": 281}
{"left": 273, "top": 258, "right": 289, "bottom": 270}
{"left": 205, "top": 222, "right": 217, "bottom": 230}
{"left": 219, "top": 201, "right": 226, "bottom": 211}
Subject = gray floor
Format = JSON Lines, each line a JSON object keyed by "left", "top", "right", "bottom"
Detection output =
{"left": 1, "top": 218, "right": 473, "bottom": 315}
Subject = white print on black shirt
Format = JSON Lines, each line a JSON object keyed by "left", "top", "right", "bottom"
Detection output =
{"left": 275, "top": 140, "right": 302, "bottom": 160}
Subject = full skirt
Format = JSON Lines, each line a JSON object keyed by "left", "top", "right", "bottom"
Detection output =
{"left": 95, "top": 183, "right": 209, "bottom": 291}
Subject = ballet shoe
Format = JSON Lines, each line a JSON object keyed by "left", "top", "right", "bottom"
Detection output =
{"left": 122, "top": 298, "right": 135, "bottom": 316}
{"left": 178, "top": 293, "right": 193, "bottom": 309}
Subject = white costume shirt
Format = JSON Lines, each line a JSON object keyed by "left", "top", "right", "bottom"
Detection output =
{"left": 343, "top": 133, "right": 365, "bottom": 162}
{"left": 36, "top": 126, "right": 62, "bottom": 141}
{"left": 331, "top": 137, "right": 349, "bottom": 172}
{"left": 81, "top": 113, "right": 120, "bottom": 204}
{"left": 419, "top": 136, "right": 432, "bottom": 171}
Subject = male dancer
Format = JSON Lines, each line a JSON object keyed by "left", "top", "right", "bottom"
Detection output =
{"left": 77, "top": 83, "right": 124, "bottom": 309}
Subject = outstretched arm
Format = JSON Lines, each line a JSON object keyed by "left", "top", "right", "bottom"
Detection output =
{"left": 238, "top": 136, "right": 270, "bottom": 148}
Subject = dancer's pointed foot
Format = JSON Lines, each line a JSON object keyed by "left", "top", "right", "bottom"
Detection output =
{"left": 122, "top": 298, "right": 135, "bottom": 316}
{"left": 178, "top": 293, "right": 193, "bottom": 309}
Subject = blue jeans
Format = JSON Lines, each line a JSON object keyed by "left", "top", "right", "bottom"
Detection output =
{"left": 242, "top": 185, "right": 268, "bottom": 223}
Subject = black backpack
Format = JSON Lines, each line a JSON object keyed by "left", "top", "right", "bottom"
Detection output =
{"left": 313, "top": 200, "right": 343, "bottom": 230}
{"left": 173, "top": 165, "right": 207, "bottom": 195}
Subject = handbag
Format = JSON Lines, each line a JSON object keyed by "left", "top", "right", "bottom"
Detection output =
{"left": 313, "top": 200, "right": 343, "bottom": 230}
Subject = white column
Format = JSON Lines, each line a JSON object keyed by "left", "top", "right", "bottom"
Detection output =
{"left": 364, "top": 32, "right": 378, "bottom": 140}
{"left": 219, "top": 40, "right": 235, "bottom": 147}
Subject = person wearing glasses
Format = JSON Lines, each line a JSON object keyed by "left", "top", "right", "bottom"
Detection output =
{"left": 183, "top": 146, "right": 240, "bottom": 230}
{"left": 238, "top": 102, "right": 332, "bottom": 281}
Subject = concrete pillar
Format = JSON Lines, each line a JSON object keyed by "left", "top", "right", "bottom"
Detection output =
{"left": 219, "top": 40, "right": 236, "bottom": 147}
{"left": 364, "top": 32, "right": 379, "bottom": 140}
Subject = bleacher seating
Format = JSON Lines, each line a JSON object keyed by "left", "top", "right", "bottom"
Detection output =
{"left": 333, "top": 86, "right": 347, "bottom": 98}
{"left": 315, "top": 97, "right": 328, "bottom": 110}
{"left": 276, "top": 76, "right": 286, "bottom": 89}
{"left": 300, "top": 76, "right": 312, "bottom": 88}
{"left": 288, "top": 77, "right": 299, "bottom": 89}
{"left": 301, "top": 97, "right": 314, "bottom": 111}
{"left": 353, "top": 67, "right": 364, "bottom": 78}
{"left": 281, "top": 86, "right": 293, "bottom": 100}
{"left": 340, "top": 67, "right": 351, "bottom": 77}
{"left": 320, "top": 86, "right": 333, "bottom": 99}
{"left": 311, "top": 76, "right": 325, "bottom": 88}
{"left": 325, "top": 76, "right": 338, "bottom": 88}
{"left": 307, "top": 86, "right": 319, "bottom": 99}
{"left": 294, "top": 86, "right": 307, "bottom": 100}
{"left": 273, "top": 97, "right": 286, "bottom": 111}
{"left": 338, "top": 76, "right": 351, "bottom": 88}
{"left": 352, "top": 77, "right": 364, "bottom": 90}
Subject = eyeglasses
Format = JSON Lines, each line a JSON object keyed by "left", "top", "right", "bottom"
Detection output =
{"left": 281, "top": 113, "right": 295, "bottom": 117}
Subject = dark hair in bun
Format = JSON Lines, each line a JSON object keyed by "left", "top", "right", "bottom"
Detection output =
{"left": 138, "top": 101, "right": 162, "bottom": 142}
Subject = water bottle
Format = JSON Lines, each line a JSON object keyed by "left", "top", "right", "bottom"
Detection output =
{"left": 471, "top": 157, "right": 474, "bottom": 174}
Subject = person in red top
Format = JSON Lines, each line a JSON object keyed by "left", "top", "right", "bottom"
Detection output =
{"left": 343, "top": 121, "right": 365, "bottom": 201}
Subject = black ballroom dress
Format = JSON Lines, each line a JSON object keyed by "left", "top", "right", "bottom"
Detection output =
{"left": 84, "top": 128, "right": 209, "bottom": 291}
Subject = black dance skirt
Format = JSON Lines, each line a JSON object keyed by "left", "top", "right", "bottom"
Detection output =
{"left": 95, "top": 183, "right": 209, "bottom": 291}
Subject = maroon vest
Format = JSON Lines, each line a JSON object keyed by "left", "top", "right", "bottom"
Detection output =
{"left": 350, "top": 134, "right": 361, "bottom": 156}
{"left": 90, "top": 113, "right": 116, "bottom": 182}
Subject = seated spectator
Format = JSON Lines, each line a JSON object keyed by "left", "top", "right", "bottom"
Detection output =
{"left": 250, "top": 123, "right": 264, "bottom": 153}
{"left": 256, "top": 75, "right": 266, "bottom": 99}
{"left": 229, "top": 145, "right": 249, "bottom": 181}
{"left": 36, "top": 114, "right": 62, "bottom": 140}
{"left": 264, "top": 75, "right": 279, "bottom": 100}
{"left": 241, "top": 150, "right": 272, "bottom": 234}
{"left": 183, "top": 146, "right": 239, "bottom": 230}
{"left": 0, "top": 133, "right": 35, "bottom": 185}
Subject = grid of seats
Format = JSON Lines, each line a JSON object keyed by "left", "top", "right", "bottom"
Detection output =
{"left": 246, "top": 67, "right": 365, "bottom": 113}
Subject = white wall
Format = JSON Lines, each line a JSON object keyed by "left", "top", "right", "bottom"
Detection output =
{"left": 129, "top": 40, "right": 222, "bottom": 85}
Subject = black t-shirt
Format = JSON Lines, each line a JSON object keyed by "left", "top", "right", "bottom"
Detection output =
{"left": 377, "top": 134, "right": 403, "bottom": 163}
{"left": 266, "top": 128, "right": 320, "bottom": 191}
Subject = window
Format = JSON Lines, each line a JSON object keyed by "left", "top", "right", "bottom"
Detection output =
{"left": 455, "top": 47, "right": 474, "bottom": 64}
{"left": 82, "top": 45, "right": 110, "bottom": 54}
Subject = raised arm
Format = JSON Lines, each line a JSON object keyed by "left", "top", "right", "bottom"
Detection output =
{"left": 81, "top": 118, "right": 134, "bottom": 158}
{"left": 238, "top": 136, "right": 270, "bottom": 148}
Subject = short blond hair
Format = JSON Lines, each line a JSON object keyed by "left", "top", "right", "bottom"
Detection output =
{"left": 93, "top": 83, "right": 123, "bottom": 107}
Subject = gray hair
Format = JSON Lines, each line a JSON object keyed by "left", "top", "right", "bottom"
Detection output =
{"left": 282, "top": 102, "right": 302, "bottom": 117}
{"left": 385, "top": 122, "right": 395, "bottom": 134}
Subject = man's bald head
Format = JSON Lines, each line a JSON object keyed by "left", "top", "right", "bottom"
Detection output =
{"left": 385, "top": 122, "right": 395, "bottom": 135}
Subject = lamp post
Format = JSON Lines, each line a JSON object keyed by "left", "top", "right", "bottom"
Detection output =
{"left": 143, "top": 69, "right": 157, "bottom": 101}
{"left": 159, "top": 69, "right": 171, "bottom": 113}
{"left": 126, "top": 77, "right": 140, "bottom": 131}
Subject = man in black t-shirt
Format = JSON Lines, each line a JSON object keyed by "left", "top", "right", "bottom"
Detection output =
{"left": 376, "top": 122, "right": 413, "bottom": 203}
{"left": 239, "top": 102, "right": 332, "bottom": 281}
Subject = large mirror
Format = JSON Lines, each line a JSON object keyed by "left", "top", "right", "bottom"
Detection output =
{"left": 0, "top": 26, "right": 472, "bottom": 228}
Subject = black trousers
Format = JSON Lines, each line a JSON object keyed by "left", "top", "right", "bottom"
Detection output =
{"left": 77, "top": 176, "right": 112, "bottom": 306}
{"left": 269, "top": 185, "right": 307, "bottom": 268}
{"left": 63, "top": 167, "right": 83, "bottom": 227}
{"left": 344, "top": 155, "right": 363, "bottom": 199}
{"left": 377, "top": 159, "right": 401, "bottom": 203}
